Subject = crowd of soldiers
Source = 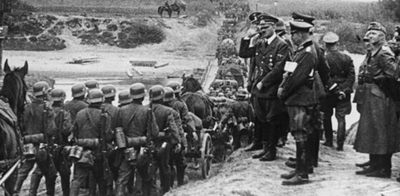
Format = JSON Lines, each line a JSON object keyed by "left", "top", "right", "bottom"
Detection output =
{"left": 14, "top": 80, "right": 199, "bottom": 196}
{"left": 239, "top": 10, "right": 400, "bottom": 186}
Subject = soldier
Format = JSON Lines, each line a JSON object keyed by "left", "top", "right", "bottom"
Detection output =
{"left": 163, "top": 86, "right": 188, "bottom": 187}
{"left": 115, "top": 83, "right": 159, "bottom": 196}
{"left": 49, "top": 89, "right": 73, "bottom": 196}
{"left": 14, "top": 81, "right": 57, "bottom": 196}
{"left": 221, "top": 89, "right": 255, "bottom": 149}
{"left": 285, "top": 12, "right": 332, "bottom": 170}
{"left": 118, "top": 90, "right": 132, "bottom": 107}
{"left": 85, "top": 80, "right": 99, "bottom": 91}
{"left": 353, "top": 22, "right": 400, "bottom": 178}
{"left": 320, "top": 32, "right": 355, "bottom": 150}
{"left": 238, "top": 13, "right": 291, "bottom": 161}
{"left": 277, "top": 21, "right": 319, "bottom": 185}
{"left": 149, "top": 85, "right": 180, "bottom": 194}
{"left": 65, "top": 83, "right": 89, "bottom": 122}
{"left": 69, "top": 89, "right": 113, "bottom": 196}
{"left": 101, "top": 85, "right": 119, "bottom": 191}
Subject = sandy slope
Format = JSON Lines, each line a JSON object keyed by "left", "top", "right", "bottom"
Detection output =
{"left": 167, "top": 139, "right": 400, "bottom": 196}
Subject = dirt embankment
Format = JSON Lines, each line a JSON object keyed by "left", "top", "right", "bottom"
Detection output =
{"left": 167, "top": 140, "right": 400, "bottom": 196}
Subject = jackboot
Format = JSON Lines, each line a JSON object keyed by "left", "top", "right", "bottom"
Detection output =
{"left": 323, "top": 114, "right": 333, "bottom": 147}
{"left": 336, "top": 118, "right": 346, "bottom": 151}
{"left": 28, "top": 169, "right": 43, "bottom": 196}
{"left": 252, "top": 142, "right": 268, "bottom": 159}
{"left": 244, "top": 142, "right": 263, "bottom": 152}
{"left": 356, "top": 154, "right": 378, "bottom": 175}
{"left": 259, "top": 143, "right": 276, "bottom": 162}
{"left": 282, "top": 141, "right": 309, "bottom": 185}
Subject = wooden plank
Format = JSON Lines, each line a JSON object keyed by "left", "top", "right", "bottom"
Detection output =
{"left": 129, "top": 60, "right": 157, "bottom": 67}
{"left": 154, "top": 63, "right": 169, "bottom": 69}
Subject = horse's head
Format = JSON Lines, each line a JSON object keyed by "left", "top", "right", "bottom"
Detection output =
{"left": 1, "top": 59, "right": 28, "bottom": 117}
{"left": 181, "top": 74, "right": 202, "bottom": 94}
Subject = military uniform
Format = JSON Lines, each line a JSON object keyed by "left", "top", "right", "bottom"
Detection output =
{"left": 278, "top": 21, "right": 318, "bottom": 185}
{"left": 115, "top": 83, "right": 158, "bottom": 196}
{"left": 354, "top": 22, "right": 400, "bottom": 178}
{"left": 69, "top": 90, "right": 113, "bottom": 196}
{"left": 320, "top": 32, "right": 355, "bottom": 150}
{"left": 65, "top": 83, "right": 89, "bottom": 122}
{"left": 149, "top": 85, "right": 180, "bottom": 194}
{"left": 14, "top": 81, "right": 57, "bottom": 196}
{"left": 164, "top": 86, "right": 188, "bottom": 187}
{"left": 238, "top": 13, "right": 290, "bottom": 161}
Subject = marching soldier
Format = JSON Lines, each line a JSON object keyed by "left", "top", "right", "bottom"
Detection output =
{"left": 49, "top": 89, "right": 73, "bottom": 196}
{"left": 278, "top": 21, "right": 319, "bottom": 185}
{"left": 320, "top": 32, "right": 355, "bottom": 150}
{"left": 354, "top": 22, "right": 400, "bottom": 178}
{"left": 163, "top": 86, "right": 188, "bottom": 187}
{"left": 238, "top": 13, "right": 291, "bottom": 161}
{"left": 85, "top": 80, "right": 99, "bottom": 91}
{"left": 14, "top": 81, "right": 57, "bottom": 196}
{"left": 115, "top": 83, "right": 159, "bottom": 196}
{"left": 149, "top": 85, "right": 180, "bottom": 194}
{"left": 118, "top": 90, "right": 132, "bottom": 107}
{"left": 69, "top": 89, "right": 113, "bottom": 196}
{"left": 65, "top": 83, "right": 89, "bottom": 122}
{"left": 101, "top": 85, "right": 119, "bottom": 189}
{"left": 220, "top": 89, "right": 255, "bottom": 150}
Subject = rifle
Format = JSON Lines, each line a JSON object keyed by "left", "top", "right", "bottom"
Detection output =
{"left": 40, "top": 102, "right": 57, "bottom": 176}
{"left": 99, "top": 108, "right": 111, "bottom": 179}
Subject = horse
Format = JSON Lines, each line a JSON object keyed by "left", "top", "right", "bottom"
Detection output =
{"left": 0, "top": 60, "right": 28, "bottom": 196}
{"left": 158, "top": 2, "right": 184, "bottom": 18}
{"left": 181, "top": 75, "right": 214, "bottom": 128}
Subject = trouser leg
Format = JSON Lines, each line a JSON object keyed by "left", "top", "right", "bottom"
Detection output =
{"left": 70, "top": 164, "right": 90, "bottom": 196}
{"left": 232, "top": 125, "right": 241, "bottom": 150}
{"left": 14, "top": 160, "right": 35, "bottom": 194}
{"left": 28, "top": 166, "right": 43, "bottom": 196}
{"left": 174, "top": 149, "right": 186, "bottom": 186}
{"left": 323, "top": 113, "right": 333, "bottom": 145}
{"left": 93, "top": 158, "right": 108, "bottom": 196}
{"left": 157, "top": 144, "right": 172, "bottom": 194}
{"left": 336, "top": 116, "right": 346, "bottom": 150}
{"left": 115, "top": 160, "right": 132, "bottom": 196}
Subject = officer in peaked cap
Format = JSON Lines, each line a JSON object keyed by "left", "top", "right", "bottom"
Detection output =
{"left": 248, "top": 12, "right": 262, "bottom": 24}
{"left": 239, "top": 11, "right": 290, "bottom": 162}
{"left": 278, "top": 20, "right": 319, "bottom": 185}
{"left": 118, "top": 91, "right": 132, "bottom": 107}
{"left": 85, "top": 80, "right": 99, "bottom": 90}
{"left": 70, "top": 88, "right": 112, "bottom": 196}
{"left": 115, "top": 83, "right": 158, "bottom": 196}
{"left": 367, "top": 21, "right": 387, "bottom": 34}
{"left": 292, "top": 12, "right": 315, "bottom": 25}
{"left": 149, "top": 84, "right": 180, "bottom": 193}
{"left": 290, "top": 13, "right": 333, "bottom": 171}
{"left": 276, "top": 18, "right": 293, "bottom": 52}
{"left": 321, "top": 31, "right": 355, "bottom": 151}
{"left": 65, "top": 83, "right": 89, "bottom": 122}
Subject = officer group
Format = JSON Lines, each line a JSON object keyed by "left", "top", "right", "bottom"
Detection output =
{"left": 11, "top": 9, "right": 400, "bottom": 196}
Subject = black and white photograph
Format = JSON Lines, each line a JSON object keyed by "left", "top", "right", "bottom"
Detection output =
{"left": 0, "top": 0, "right": 400, "bottom": 195}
